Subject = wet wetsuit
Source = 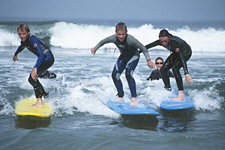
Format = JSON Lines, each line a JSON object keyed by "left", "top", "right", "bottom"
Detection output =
{"left": 145, "top": 35, "right": 192, "bottom": 90}
{"left": 14, "top": 35, "right": 56, "bottom": 98}
{"left": 94, "top": 34, "right": 151, "bottom": 98}
{"left": 147, "top": 69, "right": 174, "bottom": 81}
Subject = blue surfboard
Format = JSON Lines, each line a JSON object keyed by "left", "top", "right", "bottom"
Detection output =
{"left": 160, "top": 96, "right": 194, "bottom": 110}
{"left": 107, "top": 101, "right": 159, "bottom": 116}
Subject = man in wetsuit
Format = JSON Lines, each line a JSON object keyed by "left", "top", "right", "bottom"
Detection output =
{"left": 145, "top": 29, "right": 192, "bottom": 101}
{"left": 13, "top": 24, "right": 56, "bottom": 107}
{"left": 91, "top": 22, "right": 154, "bottom": 105}
{"left": 147, "top": 57, "right": 174, "bottom": 80}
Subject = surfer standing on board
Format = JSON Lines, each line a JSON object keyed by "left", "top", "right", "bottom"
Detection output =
{"left": 13, "top": 24, "right": 56, "bottom": 107}
{"left": 91, "top": 22, "right": 154, "bottom": 105}
{"left": 145, "top": 29, "right": 192, "bottom": 101}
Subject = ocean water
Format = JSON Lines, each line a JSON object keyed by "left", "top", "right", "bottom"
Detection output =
{"left": 0, "top": 20, "right": 225, "bottom": 150}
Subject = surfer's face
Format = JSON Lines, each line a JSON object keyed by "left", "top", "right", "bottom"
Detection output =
{"left": 18, "top": 29, "right": 30, "bottom": 42}
{"left": 155, "top": 60, "right": 164, "bottom": 70}
{"left": 116, "top": 30, "right": 127, "bottom": 42}
{"left": 160, "top": 36, "right": 170, "bottom": 47}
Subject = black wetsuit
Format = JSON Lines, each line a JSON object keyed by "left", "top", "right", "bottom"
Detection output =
{"left": 147, "top": 69, "right": 174, "bottom": 81}
{"left": 14, "top": 35, "right": 56, "bottom": 98}
{"left": 145, "top": 35, "right": 192, "bottom": 90}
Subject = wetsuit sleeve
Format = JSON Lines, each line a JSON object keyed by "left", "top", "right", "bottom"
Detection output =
{"left": 93, "top": 35, "right": 116, "bottom": 51}
{"left": 128, "top": 35, "right": 151, "bottom": 61}
{"left": 14, "top": 44, "right": 25, "bottom": 56}
{"left": 29, "top": 36, "right": 45, "bottom": 68}
{"left": 136, "top": 41, "right": 151, "bottom": 61}
{"left": 145, "top": 40, "right": 161, "bottom": 49}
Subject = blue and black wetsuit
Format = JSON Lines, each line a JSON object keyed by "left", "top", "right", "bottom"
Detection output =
{"left": 145, "top": 35, "right": 192, "bottom": 90}
{"left": 94, "top": 34, "right": 151, "bottom": 98}
{"left": 14, "top": 35, "right": 56, "bottom": 98}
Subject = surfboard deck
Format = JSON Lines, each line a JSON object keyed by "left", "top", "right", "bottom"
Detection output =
{"left": 160, "top": 96, "right": 194, "bottom": 110}
{"left": 107, "top": 101, "right": 159, "bottom": 116}
{"left": 15, "top": 99, "right": 53, "bottom": 117}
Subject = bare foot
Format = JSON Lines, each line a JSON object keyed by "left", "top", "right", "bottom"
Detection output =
{"left": 112, "top": 97, "right": 124, "bottom": 102}
{"left": 31, "top": 99, "right": 45, "bottom": 108}
{"left": 31, "top": 102, "right": 45, "bottom": 108}
{"left": 129, "top": 98, "right": 138, "bottom": 105}
{"left": 171, "top": 96, "right": 184, "bottom": 101}
{"left": 171, "top": 91, "right": 185, "bottom": 101}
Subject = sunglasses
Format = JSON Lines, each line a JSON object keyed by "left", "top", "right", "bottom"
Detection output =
{"left": 156, "top": 62, "right": 163, "bottom": 64}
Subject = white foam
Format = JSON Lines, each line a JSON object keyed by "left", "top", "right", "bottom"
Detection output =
{"left": 189, "top": 87, "right": 223, "bottom": 111}
{"left": 134, "top": 74, "right": 223, "bottom": 111}
{"left": 51, "top": 76, "right": 120, "bottom": 118}
{"left": 49, "top": 22, "right": 115, "bottom": 49}
{"left": 139, "top": 79, "right": 176, "bottom": 107}
{"left": 48, "top": 22, "right": 225, "bottom": 52}
{"left": 1, "top": 21, "right": 225, "bottom": 52}
{"left": 0, "top": 29, "right": 19, "bottom": 47}
{"left": 0, "top": 100, "right": 14, "bottom": 115}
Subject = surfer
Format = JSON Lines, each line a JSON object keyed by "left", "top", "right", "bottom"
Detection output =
{"left": 13, "top": 24, "right": 56, "bottom": 107}
{"left": 147, "top": 57, "right": 174, "bottom": 80}
{"left": 91, "top": 22, "right": 154, "bottom": 105}
{"left": 145, "top": 29, "right": 192, "bottom": 101}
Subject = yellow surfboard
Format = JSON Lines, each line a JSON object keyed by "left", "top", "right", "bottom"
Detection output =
{"left": 15, "top": 99, "right": 53, "bottom": 117}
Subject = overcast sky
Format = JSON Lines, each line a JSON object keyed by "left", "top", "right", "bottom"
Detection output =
{"left": 0, "top": 0, "right": 225, "bottom": 22}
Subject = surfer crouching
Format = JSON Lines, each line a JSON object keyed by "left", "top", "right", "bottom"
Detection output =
{"left": 91, "top": 22, "right": 154, "bottom": 105}
{"left": 13, "top": 24, "right": 56, "bottom": 107}
{"left": 145, "top": 29, "right": 192, "bottom": 101}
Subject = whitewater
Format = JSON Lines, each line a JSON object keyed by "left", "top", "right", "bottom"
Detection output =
{"left": 0, "top": 21, "right": 225, "bottom": 150}
{"left": 1, "top": 21, "right": 225, "bottom": 52}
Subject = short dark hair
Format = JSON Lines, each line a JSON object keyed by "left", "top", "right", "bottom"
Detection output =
{"left": 155, "top": 57, "right": 164, "bottom": 63}
{"left": 115, "top": 22, "right": 127, "bottom": 32}
{"left": 159, "top": 29, "right": 172, "bottom": 38}
{"left": 17, "top": 24, "right": 30, "bottom": 32}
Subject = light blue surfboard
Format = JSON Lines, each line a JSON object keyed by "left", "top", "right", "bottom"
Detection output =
{"left": 107, "top": 101, "right": 159, "bottom": 116}
{"left": 160, "top": 96, "right": 194, "bottom": 110}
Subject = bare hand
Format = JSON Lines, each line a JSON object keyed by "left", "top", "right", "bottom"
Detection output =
{"left": 185, "top": 74, "right": 192, "bottom": 84}
{"left": 31, "top": 68, "right": 38, "bottom": 79}
{"left": 147, "top": 60, "right": 155, "bottom": 68}
{"left": 13, "top": 56, "right": 18, "bottom": 61}
{"left": 91, "top": 48, "right": 96, "bottom": 55}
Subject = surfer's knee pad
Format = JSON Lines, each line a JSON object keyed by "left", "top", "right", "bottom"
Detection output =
{"left": 112, "top": 71, "right": 121, "bottom": 81}
{"left": 28, "top": 75, "right": 47, "bottom": 98}
{"left": 28, "top": 75, "right": 37, "bottom": 87}
{"left": 28, "top": 75, "right": 42, "bottom": 88}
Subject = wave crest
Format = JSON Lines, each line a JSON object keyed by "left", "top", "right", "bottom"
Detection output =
{"left": 1, "top": 21, "right": 225, "bottom": 52}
